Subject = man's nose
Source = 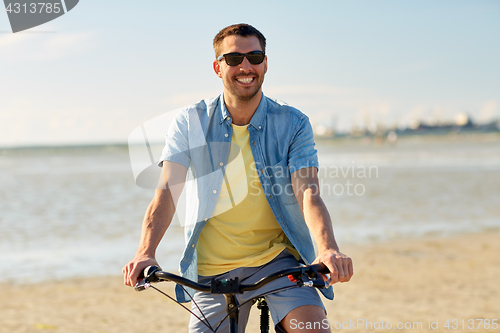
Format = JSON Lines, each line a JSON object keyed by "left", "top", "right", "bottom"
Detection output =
{"left": 239, "top": 57, "right": 253, "bottom": 71}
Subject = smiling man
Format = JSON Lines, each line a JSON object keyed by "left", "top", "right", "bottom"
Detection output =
{"left": 123, "top": 23, "right": 353, "bottom": 333}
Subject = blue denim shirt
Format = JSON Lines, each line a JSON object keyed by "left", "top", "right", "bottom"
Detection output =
{"left": 160, "top": 93, "right": 334, "bottom": 302}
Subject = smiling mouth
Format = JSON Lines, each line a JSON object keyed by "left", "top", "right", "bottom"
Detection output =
{"left": 236, "top": 77, "right": 254, "bottom": 84}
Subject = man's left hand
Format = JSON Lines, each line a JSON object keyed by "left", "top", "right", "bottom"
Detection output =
{"left": 313, "top": 249, "right": 353, "bottom": 285}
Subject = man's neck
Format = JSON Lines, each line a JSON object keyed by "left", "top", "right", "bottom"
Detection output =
{"left": 223, "top": 91, "right": 262, "bottom": 126}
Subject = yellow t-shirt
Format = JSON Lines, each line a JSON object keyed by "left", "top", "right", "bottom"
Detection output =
{"left": 196, "top": 124, "right": 298, "bottom": 276}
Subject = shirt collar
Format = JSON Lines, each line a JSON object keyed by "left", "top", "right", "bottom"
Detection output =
{"left": 218, "top": 92, "right": 266, "bottom": 132}
{"left": 219, "top": 93, "right": 231, "bottom": 124}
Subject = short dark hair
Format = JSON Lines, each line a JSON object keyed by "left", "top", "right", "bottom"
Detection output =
{"left": 213, "top": 23, "right": 266, "bottom": 58}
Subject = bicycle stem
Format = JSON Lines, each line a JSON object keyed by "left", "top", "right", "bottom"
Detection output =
{"left": 224, "top": 294, "right": 239, "bottom": 333}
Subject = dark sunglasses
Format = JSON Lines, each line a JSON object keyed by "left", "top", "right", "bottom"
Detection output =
{"left": 217, "top": 51, "right": 265, "bottom": 66}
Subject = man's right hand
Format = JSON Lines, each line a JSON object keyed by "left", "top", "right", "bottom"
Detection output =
{"left": 122, "top": 255, "right": 160, "bottom": 287}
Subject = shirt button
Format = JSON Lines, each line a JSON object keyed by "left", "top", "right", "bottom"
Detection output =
{"left": 220, "top": 162, "right": 224, "bottom": 166}
{"left": 192, "top": 244, "right": 195, "bottom": 248}
{"left": 213, "top": 190, "right": 217, "bottom": 194}
{"left": 259, "top": 126, "right": 261, "bottom": 129}
{"left": 225, "top": 134, "right": 229, "bottom": 137}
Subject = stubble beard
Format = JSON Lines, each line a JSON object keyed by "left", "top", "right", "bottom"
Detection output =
{"left": 225, "top": 74, "right": 264, "bottom": 102}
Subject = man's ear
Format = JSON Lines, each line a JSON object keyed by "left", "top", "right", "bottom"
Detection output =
{"left": 264, "top": 56, "right": 268, "bottom": 74}
{"left": 213, "top": 59, "right": 223, "bottom": 78}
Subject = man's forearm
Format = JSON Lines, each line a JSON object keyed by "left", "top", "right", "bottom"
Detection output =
{"left": 123, "top": 161, "right": 187, "bottom": 287}
{"left": 302, "top": 189, "right": 340, "bottom": 254}
{"left": 303, "top": 189, "right": 353, "bottom": 284}
{"left": 136, "top": 188, "right": 177, "bottom": 257}
{"left": 136, "top": 162, "right": 187, "bottom": 258}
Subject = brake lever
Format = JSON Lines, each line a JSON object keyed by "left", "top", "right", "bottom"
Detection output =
{"left": 287, "top": 264, "right": 329, "bottom": 289}
{"left": 309, "top": 263, "right": 330, "bottom": 289}
{"left": 134, "top": 280, "right": 149, "bottom": 292}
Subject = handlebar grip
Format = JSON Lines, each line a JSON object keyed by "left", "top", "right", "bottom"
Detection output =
{"left": 310, "top": 263, "right": 330, "bottom": 274}
{"left": 143, "top": 265, "right": 161, "bottom": 278}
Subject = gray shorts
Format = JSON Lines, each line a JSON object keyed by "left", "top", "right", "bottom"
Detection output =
{"left": 188, "top": 250, "right": 326, "bottom": 333}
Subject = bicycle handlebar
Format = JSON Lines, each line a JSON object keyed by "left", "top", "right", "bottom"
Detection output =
{"left": 238, "top": 263, "right": 329, "bottom": 292}
{"left": 134, "top": 263, "right": 330, "bottom": 293}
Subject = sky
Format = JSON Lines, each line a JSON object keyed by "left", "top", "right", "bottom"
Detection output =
{"left": 1, "top": 0, "right": 499, "bottom": 147}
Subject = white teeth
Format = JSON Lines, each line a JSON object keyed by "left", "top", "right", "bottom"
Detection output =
{"left": 237, "top": 77, "right": 253, "bottom": 83}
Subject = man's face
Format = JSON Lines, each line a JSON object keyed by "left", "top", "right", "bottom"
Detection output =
{"left": 213, "top": 35, "right": 267, "bottom": 103}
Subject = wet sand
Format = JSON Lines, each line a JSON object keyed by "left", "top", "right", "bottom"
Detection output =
{"left": 2, "top": 231, "right": 499, "bottom": 332}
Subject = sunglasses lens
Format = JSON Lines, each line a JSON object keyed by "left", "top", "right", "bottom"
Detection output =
{"left": 225, "top": 54, "right": 244, "bottom": 66}
{"left": 246, "top": 52, "right": 265, "bottom": 65}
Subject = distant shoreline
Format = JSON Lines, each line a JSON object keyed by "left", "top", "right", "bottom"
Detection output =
{"left": 316, "top": 130, "right": 500, "bottom": 144}
{"left": 0, "top": 142, "right": 130, "bottom": 151}
{"left": 2, "top": 131, "right": 499, "bottom": 151}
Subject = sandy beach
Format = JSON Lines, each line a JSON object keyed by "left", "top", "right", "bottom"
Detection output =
{"left": 2, "top": 231, "right": 499, "bottom": 333}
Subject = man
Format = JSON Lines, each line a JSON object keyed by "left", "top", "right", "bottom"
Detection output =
{"left": 123, "top": 23, "right": 353, "bottom": 332}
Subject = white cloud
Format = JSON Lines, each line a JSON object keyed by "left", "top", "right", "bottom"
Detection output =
{"left": 478, "top": 100, "right": 499, "bottom": 123}
{"left": 264, "top": 83, "right": 395, "bottom": 131}
{"left": 265, "top": 84, "right": 373, "bottom": 97}
{"left": 0, "top": 32, "right": 96, "bottom": 62}
{"left": 161, "top": 90, "right": 221, "bottom": 109}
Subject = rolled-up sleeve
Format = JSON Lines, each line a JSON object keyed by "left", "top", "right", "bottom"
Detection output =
{"left": 287, "top": 116, "right": 319, "bottom": 174}
{"left": 159, "top": 110, "right": 191, "bottom": 169}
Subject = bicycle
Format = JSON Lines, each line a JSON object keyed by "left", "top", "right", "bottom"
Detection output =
{"left": 134, "top": 263, "right": 330, "bottom": 333}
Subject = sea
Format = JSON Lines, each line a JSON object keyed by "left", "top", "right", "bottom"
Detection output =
{"left": 1, "top": 133, "right": 499, "bottom": 283}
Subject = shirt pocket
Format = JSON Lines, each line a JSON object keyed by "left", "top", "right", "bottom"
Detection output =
{"left": 267, "top": 157, "right": 297, "bottom": 205}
